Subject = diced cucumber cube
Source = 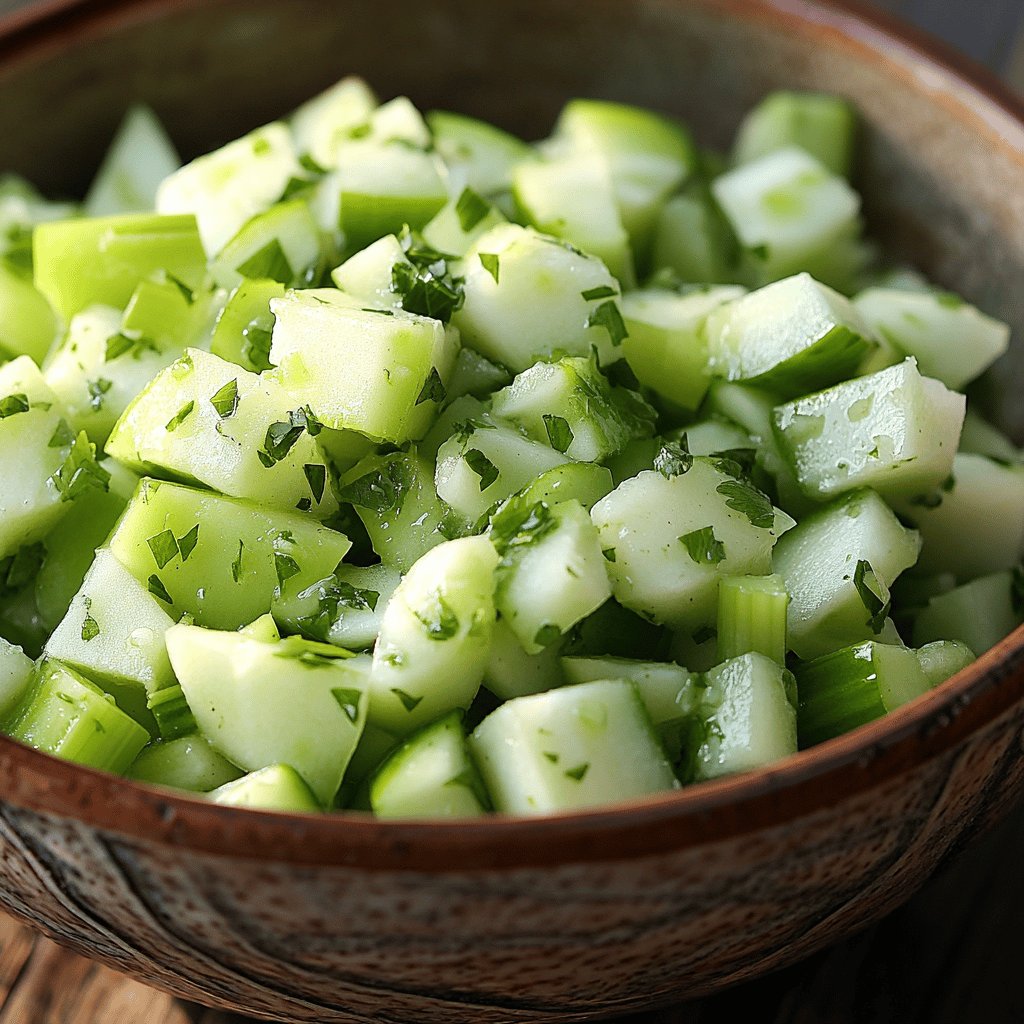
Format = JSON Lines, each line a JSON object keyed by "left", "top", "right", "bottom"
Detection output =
{"left": 34, "top": 213, "right": 207, "bottom": 322}
{"left": 491, "top": 356, "right": 655, "bottom": 462}
{"left": 650, "top": 187, "right": 741, "bottom": 286}
{"left": 369, "top": 536, "right": 498, "bottom": 735}
{"left": 108, "top": 479, "right": 351, "bottom": 631}
{"left": 621, "top": 286, "right": 744, "bottom": 410}
{"left": 157, "top": 121, "right": 300, "bottom": 255}
{"left": 370, "top": 711, "right": 488, "bottom": 818}
{"left": 470, "top": 679, "right": 678, "bottom": 814}
{"left": 127, "top": 733, "right": 243, "bottom": 793}
{"left": 166, "top": 623, "right": 369, "bottom": 806}
{"left": 913, "top": 570, "right": 1023, "bottom": 656}
{"left": 916, "top": 640, "right": 975, "bottom": 688}
{"left": 0, "top": 637, "right": 33, "bottom": 721}
{"left": 290, "top": 76, "right": 379, "bottom": 170}
{"left": 428, "top": 110, "right": 532, "bottom": 197}
{"left": 490, "top": 498, "right": 612, "bottom": 654}
{"left": 0, "top": 261, "right": 58, "bottom": 364}
{"left": 106, "top": 348, "right": 337, "bottom": 518}
{"left": 484, "top": 618, "right": 566, "bottom": 700}
{"left": 445, "top": 347, "right": 511, "bottom": 401}
{"left": 420, "top": 189, "right": 507, "bottom": 257}
{"left": 853, "top": 287, "right": 1010, "bottom": 390}
{"left": 773, "top": 358, "right": 965, "bottom": 501}
{"left": 732, "top": 91, "right": 857, "bottom": 178}
{"left": 679, "top": 417, "right": 755, "bottom": 458}
{"left": 210, "top": 763, "right": 321, "bottom": 812}
{"left": 454, "top": 224, "right": 625, "bottom": 372}
{"left": 513, "top": 153, "right": 635, "bottom": 286}
{"left": 85, "top": 104, "right": 180, "bottom": 217}
{"left": 772, "top": 489, "right": 921, "bottom": 660}
{"left": 704, "top": 273, "right": 875, "bottom": 396}
{"left": 270, "top": 288, "right": 458, "bottom": 443}
{"left": 510, "top": 461, "right": 614, "bottom": 512}
{"left": 591, "top": 456, "right": 794, "bottom": 632}
{"left": 711, "top": 148, "right": 862, "bottom": 287}
{"left": 0, "top": 174, "right": 77, "bottom": 268}
{"left": 210, "top": 278, "right": 285, "bottom": 373}
{"left": 958, "top": 409, "right": 1022, "bottom": 464}
{"left": 331, "top": 234, "right": 407, "bottom": 311}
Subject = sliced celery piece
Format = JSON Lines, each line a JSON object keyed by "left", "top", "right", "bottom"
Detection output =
{"left": 913, "top": 571, "right": 1023, "bottom": 656}
{"left": 210, "top": 763, "right": 321, "bottom": 812}
{"left": 147, "top": 683, "right": 196, "bottom": 742}
{"left": 717, "top": 574, "right": 789, "bottom": 664}
{"left": 127, "top": 733, "right": 242, "bottom": 793}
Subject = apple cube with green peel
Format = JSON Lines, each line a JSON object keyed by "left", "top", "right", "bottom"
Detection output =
{"left": 852, "top": 287, "right": 1010, "bottom": 391}
{"left": 470, "top": 679, "right": 678, "bottom": 814}
{"left": 773, "top": 358, "right": 965, "bottom": 501}
{"left": 0, "top": 261, "right": 58, "bottom": 364}
{"left": 513, "top": 153, "right": 635, "bottom": 287}
{"left": 157, "top": 121, "right": 300, "bottom": 256}
{"left": 590, "top": 454, "right": 795, "bottom": 633}
{"left": 773, "top": 488, "right": 921, "bottom": 661}
{"left": 704, "top": 273, "right": 875, "bottom": 397}
{"left": 490, "top": 498, "right": 613, "bottom": 655}
{"left": 44, "top": 548, "right": 177, "bottom": 708}
{"left": 369, "top": 536, "right": 499, "bottom": 736}
{"left": 166, "top": 623, "right": 370, "bottom": 806}
{"left": 711, "top": 147, "right": 862, "bottom": 287}
{"left": 290, "top": 75, "right": 379, "bottom": 170}
{"left": 453, "top": 224, "right": 626, "bottom": 372}
{"left": 269, "top": 288, "right": 459, "bottom": 443}
{"left": 127, "top": 733, "right": 243, "bottom": 793}
{"left": 210, "top": 763, "right": 322, "bottom": 812}
{"left": 428, "top": 110, "right": 532, "bottom": 197}
{"left": 34, "top": 212, "right": 207, "bottom": 322}
{"left": 621, "top": 286, "right": 745, "bottom": 410}
{"left": 106, "top": 348, "right": 338, "bottom": 519}
{"left": 108, "top": 479, "right": 351, "bottom": 631}
{"left": 210, "top": 277, "right": 285, "bottom": 373}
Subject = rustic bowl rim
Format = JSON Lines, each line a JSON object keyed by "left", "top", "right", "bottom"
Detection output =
{"left": 0, "top": 0, "right": 1021, "bottom": 871}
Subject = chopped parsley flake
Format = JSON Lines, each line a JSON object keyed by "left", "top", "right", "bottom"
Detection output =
{"left": 679, "top": 526, "right": 726, "bottom": 566}
{"left": 236, "top": 238, "right": 293, "bottom": 284}
{"left": 602, "top": 547, "right": 617, "bottom": 562}
{"left": 147, "top": 529, "right": 180, "bottom": 569}
{"left": 716, "top": 477, "right": 775, "bottom": 530}
{"left": 177, "top": 525, "right": 200, "bottom": 563}
{"left": 564, "top": 763, "right": 590, "bottom": 782}
{"left": 303, "top": 463, "right": 327, "bottom": 504}
{"left": 413, "top": 591, "right": 459, "bottom": 641}
{"left": 463, "top": 448, "right": 499, "bottom": 491}
{"left": 581, "top": 285, "right": 617, "bottom": 301}
{"left": 455, "top": 187, "right": 490, "bottom": 232}
{"left": 210, "top": 378, "right": 240, "bottom": 419}
{"left": 48, "top": 419, "right": 75, "bottom": 448}
{"left": 330, "top": 687, "right": 362, "bottom": 724}
{"left": 231, "top": 540, "right": 244, "bottom": 584}
{"left": 853, "top": 559, "right": 890, "bottom": 633}
{"left": 392, "top": 688, "right": 423, "bottom": 712}
{"left": 86, "top": 377, "right": 112, "bottom": 412}
{"left": 337, "top": 457, "right": 410, "bottom": 514}
{"left": 147, "top": 574, "right": 172, "bottom": 604}
{"left": 542, "top": 414, "right": 574, "bottom": 454}
{"left": 274, "top": 550, "right": 301, "bottom": 589}
{"left": 415, "top": 367, "right": 447, "bottom": 406}
{"left": 654, "top": 438, "right": 693, "bottom": 479}
{"left": 478, "top": 252, "right": 500, "bottom": 283}
{"left": 50, "top": 431, "right": 110, "bottom": 502}
{"left": 0, "top": 393, "right": 29, "bottom": 419}
{"left": 165, "top": 401, "right": 195, "bottom": 432}
{"left": 80, "top": 597, "right": 100, "bottom": 642}
{"left": 585, "top": 299, "right": 628, "bottom": 346}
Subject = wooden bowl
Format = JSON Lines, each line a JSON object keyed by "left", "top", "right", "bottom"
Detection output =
{"left": 0, "top": 1, "right": 1021, "bottom": 1020}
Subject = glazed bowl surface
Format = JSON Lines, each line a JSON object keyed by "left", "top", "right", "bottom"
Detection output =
{"left": 0, "top": 1, "right": 1022, "bottom": 1021}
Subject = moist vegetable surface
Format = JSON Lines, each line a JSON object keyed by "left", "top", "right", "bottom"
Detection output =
{"left": 0, "top": 79, "right": 1019, "bottom": 817}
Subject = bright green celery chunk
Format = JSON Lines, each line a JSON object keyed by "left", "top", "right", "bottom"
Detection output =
{"left": 147, "top": 682, "right": 196, "bottom": 741}
{"left": 369, "top": 536, "right": 498, "bottom": 736}
{"left": 891, "top": 453, "right": 1024, "bottom": 580}
{"left": 370, "top": 710, "right": 489, "bottom": 819}
{"left": 420, "top": 189, "right": 507, "bottom": 258}
{"left": 590, "top": 455, "right": 795, "bottom": 632}
{"left": 916, "top": 640, "right": 975, "bottom": 687}
{"left": 210, "top": 278, "right": 285, "bottom": 372}
{"left": 732, "top": 91, "right": 857, "bottom": 177}
{"left": 484, "top": 618, "right": 566, "bottom": 700}
{"left": 550, "top": 99, "right": 697, "bottom": 262}
{"left": 33, "top": 212, "right": 206, "bottom": 322}
{"left": 0, "top": 357, "right": 92, "bottom": 560}
{"left": 127, "top": 733, "right": 243, "bottom": 792}
{"left": 3, "top": 659, "right": 149, "bottom": 773}
{"left": 274, "top": 561, "right": 401, "bottom": 650}
{"left": 852, "top": 287, "right": 1009, "bottom": 391}
{"left": 337, "top": 449, "right": 447, "bottom": 571}
{"left": 106, "top": 348, "right": 338, "bottom": 519}
{"left": 795, "top": 641, "right": 932, "bottom": 748}
{"left": 108, "top": 479, "right": 351, "bottom": 631}
{"left": 0, "top": 261, "right": 58, "bottom": 364}
{"left": 211, "top": 199, "right": 324, "bottom": 292}
{"left": 704, "top": 273, "right": 875, "bottom": 396}
{"left": 711, "top": 147, "right": 864, "bottom": 289}
{"left": 0, "top": 637, "right": 34, "bottom": 720}
{"left": 913, "top": 570, "right": 1023, "bottom": 656}
{"left": 620, "top": 286, "right": 744, "bottom": 410}
{"left": 290, "top": 75, "right": 379, "bottom": 170}
{"left": 490, "top": 356, "right": 655, "bottom": 462}
{"left": 717, "top": 574, "right": 789, "bottom": 665}
{"left": 156, "top": 121, "right": 300, "bottom": 255}
{"left": 435, "top": 417, "right": 572, "bottom": 530}
{"left": 34, "top": 460, "right": 137, "bottom": 632}
{"left": 428, "top": 110, "right": 532, "bottom": 197}
{"left": 270, "top": 288, "right": 459, "bottom": 443}
{"left": 773, "top": 488, "right": 921, "bottom": 661}
{"left": 513, "top": 153, "right": 635, "bottom": 286}
{"left": 167, "top": 623, "right": 369, "bottom": 806}
{"left": 490, "top": 498, "right": 612, "bottom": 655}
{"left": 773, "top": 358, "right": 965, "bottom": 501}
{"left": 85, "top": 104, "right": 180, "bottom": 216}
{"left": 44, "top": 548, "right": 176, "bottom": 722}
{"left": 210, "top": 763, "right": 321, "bottom": 812}
{"left": 453, "top": 224, "right": 626, "bottom": 372}
{"left": 650, "top": 185, "right": 742, "bottom": 286}
{"left": 470, "top": 679, "right": 678, "bottom": 814}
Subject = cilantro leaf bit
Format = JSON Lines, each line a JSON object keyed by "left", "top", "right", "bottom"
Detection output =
{"left": 147, "top": 529, "right": 180, "bottom": 570}
{"left": 274, "top": 551, "right": 301, "bottom": 589}
{"left": 413, "top": 591, "right": 460, "bottom": 641}
{"left": 48, "top": 419, "right": 75, "bottom": 448}
{"left": 177, "top": 524, "right": 200, "bottom": 563}
{"left": 586, "top": 299, "right": 628, "bottom": 346}
{"left": 241, "top": 323, "right": 274, "bottom": 373}
{"left": 853, "top": 559, "right": 890, "bottom": 633}
{"left": 86, "top": 377, "right": 112, "bottom": 412}
{"left": 415, "top": 367, "right": 447, "bottom": 406}
{"left": 543, "top": 414, "right": 574, "bottom": 454}
{"left": 337, "top": 458, "right": 411, "bottom": 515}
{"left": 654, "top": 438, "right": 693, "bottom": 479}
{"left": 534, "top": 623, "right": 562, "bottom": 648}
{"left": 258, "top": 412, "right": 307, "bottom": 467}
{"left": 581, "top": 285, "right": 617, "bottom": 301}
{"left": 165, "top": 401, "right": 195, "bottom": 433}
{"left": 478, "top": 252, "right": 500, "bottom": 284}
{"left": 602, "top": 547, "right": 617, "bottom": 562}
{"left": 0, "top": 393, "right": 29, "bottom": 419}
{"left": 50, "top": 431, "right": 111, "bottom": 503}
{"left": 716, "top": 478, "right": 776, "bottom": 530}
{"left": 463, "top": 448, "right": 499, "bottom": 491}
{"left": 147, "top": 574, "right": 173, "bottom": 605}
{"left": 81, "top": 609, "right": 100, "bottom": 642}
{"left": 105, "top": 331, "right": 158, "bottom": 362}
{"left": 236, "top": 238, "right": 293, "bottom": 284}
{"left": 210, "top": 378, "right": 240, "bottom": 419}
{"left": 392, "top": 688, "right": 423, "bottom": 712}
{"left": 392, "top": 227, "right": 465, "bottom": 323}
{"left": 295, "top": 573, "right": 381, "bottom": 642}
{"left": 564, "top": 763, "right": 590, "bottom": 782}
{"left": 303, "top": 463, "right": 327, "bottom": 504}
{"left": 455, "top": 187, "right": 491, "bottom": 233}
{"left": 331, "top": 687, "right": 363, "bottom": 724}
{"left": 489, "top": 498, "right": 558, "bottom": 557}
{"left": 679, "top": 526, "right": 726, "bottom": 566}
{"left": 231, "top": 541, "right": 244, "bottom": 584}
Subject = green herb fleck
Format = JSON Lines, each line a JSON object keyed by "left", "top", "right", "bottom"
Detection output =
{"left": 542, "top": 414, "right": 574, "bottom": 454}
{"left": 853, "top": 559, "right": 890, "bottom": 633}
{"left": 147, "top": 529, "right": 180, "bottom": 569}
{"left": 543, "top": 751, "right": 559, "bottom": 763}
{"left": 50, "top": 431, "right": 110, "bottom": 502}
{"left": 80, "top": 597, "right": 100, "bottom": 642}
{"left": 0, "top": 543, "right": 44, "bottom": 597}
{"left": 489, "top": 498, "right": 557, "bottom": 556}
{"left": 177, "top": 525, "right": 200, "bottom": 563}
{"left": 147, "top": 574, "right": 172, "bottom": 604}
{"left": 534, "top": 623, "right": 562, "bottom": 648}
{"left": 415, "top": 367, "right": 447, "bottom": 406}
{"left": 392, "top": 227, "right": 465, "bottom": 323}
{"left": 581, "top": 285, "right": 617, "bottom": 301}
{"left": 455, "top": 187, "right": 490, "bottom": 233}
{"left": 392, "top": 688, "right": 423, "bottom": 712}
{"left": 564, "top": 763, "right": 590, "bottom": 781}
{"left": 48, "top": 419, "right": 75, "bottom": 448}
{"left": 231, "top": 541, "right": 244, "bottom": 584}
{"left": 331, "top": 687, "right": 362, "bottom": 724}
{"left": 86, "top": 377, "right": 112, "bottom": 412}
{"left": 258, "top": 413, "right": 307, "bottom": 467}
{"left": 413, "top": 591, "right": 459, "bottom": 641}
{"left": 303, "top": 463, "right": 327, "bottom": 504}
{"left": 479, "top": 252, "right": 500, "bottom": 283}
{"left": 679, "top": 526, "right": 726, "bottom": 566}
{"left": 210, "top": 378, "right": 239, "bottom": 419}
{"left": 236, "top": 238, "right": 293, "bottom": 284}
{"left": 716, "top": 478, "right": 775, "bottom": 530}
{"left": 165, "top": 401, "right": 195, "bottom": 433}
{"left": 105, "top": 332, "right": 157, "bottom": 362}
{"left": 602, "top": 547, "right": 617, "bottom": 562}
{"left": 654, "top": 438, "right": 693, "bottom": 479}
{"left": 586, "top": 299, "right": 628, "bottom": 346}
{"left": 274, "top": 550, "right": 301, "bottom": 589}
{"left": 0, "top": 393, "right": 29, "bottom": 419}
{"left": 464, "top": 448, "right": 499, "bottom": 491}
{"left": 337, "top": 457, "right": 411, "bottom": 514}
